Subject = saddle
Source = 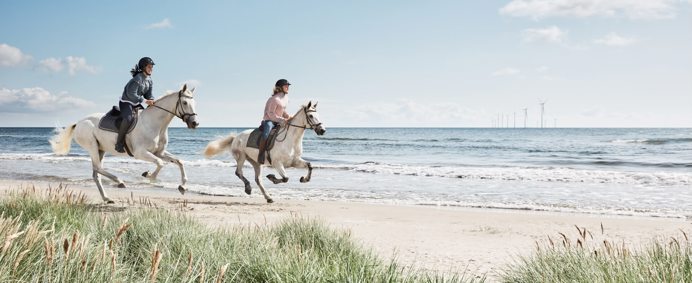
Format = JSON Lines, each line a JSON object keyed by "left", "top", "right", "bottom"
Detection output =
{"left": 247, "top": 125, "right": 280, "bottom": 150}
{"left": 97, "top": 106, "right": 139, "bottom": 133}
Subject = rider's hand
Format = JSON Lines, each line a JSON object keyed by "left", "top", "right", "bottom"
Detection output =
{"left": 145, "top": 100, "right": 155, "bottom": 106}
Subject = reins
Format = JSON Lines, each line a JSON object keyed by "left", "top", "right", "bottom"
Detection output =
{"left": 275, "top": 107, "right": 321, "bottom": 142}
{"left": 149, "top": 90, "right": 197, "bottom": 123}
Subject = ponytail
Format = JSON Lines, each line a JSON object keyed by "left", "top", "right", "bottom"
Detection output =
{"left": 130, "top": 64, "right": 142, "bottom": 77}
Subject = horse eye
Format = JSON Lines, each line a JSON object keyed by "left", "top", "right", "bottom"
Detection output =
{"left": 183, "top": 102, "right": 188, "bottom": 105}
{"left": 309, "top": 114, "right": 313, "bottom": 118}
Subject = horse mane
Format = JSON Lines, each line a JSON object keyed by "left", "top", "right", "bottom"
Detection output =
{"left": 154, "top": 90, "right": 180, "bottom": 102}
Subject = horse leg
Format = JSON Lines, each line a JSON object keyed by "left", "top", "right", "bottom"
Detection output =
{"left": 141, "top": 154, "right": 165, "bottom": 181}
{"left": 136, "top": 151, "right": 166, "bottom": 184}
{"left": 252, "top": 162, "right": 273, "bottom": 203}
{"left": 266, "top": 163, "right": 289, "bottom": 184}
{"left": 95, "top": 150, "right": 126, "bottom": 187}
{"left": 158, "top": 151, "right": 187, "bottom": 195}
{"left": 293, "top": 158, "right": 313, "bottom": 183}
{"left": 88, "top": 149, "right": 116, "bottom": 204}
{"left": 235, "top": 154, "right": 252, "bottom": 195}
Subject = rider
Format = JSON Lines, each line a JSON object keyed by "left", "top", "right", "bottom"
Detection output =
{"left": 115, "top": 57, "right": 156, "bottom": 153}
{"left": 258, "top": 79, "right": 292, "bottom": 163}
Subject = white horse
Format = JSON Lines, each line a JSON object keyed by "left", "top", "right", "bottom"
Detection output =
{"left": 49, "top": 85, "right": 199, "bottom": 203}
{"left": 204, "top": 101, "right": 325, "bottom": 203}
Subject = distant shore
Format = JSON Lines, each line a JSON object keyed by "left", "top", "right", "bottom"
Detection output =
{"left": 0, "top": 178, "right": 687, "bottom": 279}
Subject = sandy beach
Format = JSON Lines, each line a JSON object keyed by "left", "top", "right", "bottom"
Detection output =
{"left": 0, "top": 178, "right": 688, "bottom": 280}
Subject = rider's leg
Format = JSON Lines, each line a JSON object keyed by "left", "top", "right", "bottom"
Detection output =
{"left": 115, "top": 102, "right": 134, "bottom": 153}
{"left": 258, "top": 120, "right": 274, "bottom": 164}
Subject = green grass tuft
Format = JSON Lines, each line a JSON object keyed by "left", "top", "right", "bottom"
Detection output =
{"left": 0, "top": 185, "right": 480, "bottom": 282}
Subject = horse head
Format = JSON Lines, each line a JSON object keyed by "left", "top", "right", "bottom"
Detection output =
{"left": 177, "top": 84, "right": 199, "bottom": 129}
{"left": 302, "top": 101, "right": 325, "bottom": 136}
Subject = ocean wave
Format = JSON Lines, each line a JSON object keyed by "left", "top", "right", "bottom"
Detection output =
{"left": 314, "top": 137, "right": 394, "bottom": 141}
{"left": 544, "top": 159, "right": 692, "bottom": 168}
{"left": 315, "top": 163, "right": 692, "bottom": 186}
{"left": 611, "top": 138, "right": 692, "bottom": 145}
{"left": 9, "top": 153, "right": 691, "bottom": 186}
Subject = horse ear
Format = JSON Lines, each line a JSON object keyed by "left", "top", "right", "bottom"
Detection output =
{"left": 314, "top": 101, "right": 318, "bottom": 108}
{"left": 191, "top": 87, "right": 196, "bottom": 94}
{"left": 307, "top": 101, "right": 312, "bottom": 109}
{"left": 182, "top": 84, "right": 188, "bottom": 93}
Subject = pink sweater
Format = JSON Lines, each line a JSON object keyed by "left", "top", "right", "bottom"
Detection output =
{"left": 263, "top": 93, "right": 290, "bottom": 123}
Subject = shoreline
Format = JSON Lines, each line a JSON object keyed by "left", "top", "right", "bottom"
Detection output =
{"left": 0, "top": 178, "right": 688, "bottom": 280}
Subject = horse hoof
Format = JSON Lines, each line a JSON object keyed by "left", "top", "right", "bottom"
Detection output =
{"left": 105, "top": 199, "right": 115, "bottom": 204}
{"left": 118, "top": 183, "right": 126, "bottom": 188}
{"left": 244, "top": 187, "right": 252, "bottom": 195}
{"left": 267, "top": 198, "right": 274, "bottom": 203}
{"left": 267, "top": 174, "right": 286, "bottom": 184}
{"left": 178, "top": 185, "right": 186, "bottom": 195}
{"left": 300, "top": 176, "right": 309, "bottom": 183}
{"left": 142, "top": 171, "right": 149, "bottom": 177}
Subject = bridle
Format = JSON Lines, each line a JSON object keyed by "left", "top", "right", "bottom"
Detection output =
{"left": 149, "top": 90, "right": 197, "bottom": 123}
{"left": 275, "top": 106, "right": 322, "bottom": 142}
{"left": 287, "top": 106, "right": 322, "bottom": 130}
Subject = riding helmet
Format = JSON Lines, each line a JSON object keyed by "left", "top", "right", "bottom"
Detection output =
{"left": 275, "top": 79, "right": 291, "bottom": 87}
{"left": 138, "top": 57, "right": 155, "bottom": 70}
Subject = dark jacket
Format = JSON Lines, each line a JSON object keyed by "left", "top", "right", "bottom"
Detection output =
{"left": 120, "top": 72, "right": 153, "bottom": 105}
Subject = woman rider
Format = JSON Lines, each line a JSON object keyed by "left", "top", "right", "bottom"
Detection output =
{"left": 258, "top": 79, "right": 292, "bottom": 163}
{"left": 115, "top": 57, "right": 156, "bottom": 153}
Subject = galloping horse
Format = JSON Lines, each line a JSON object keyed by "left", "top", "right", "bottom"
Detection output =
{"left": 50, "top": 85, "right": 199, "bottom": 203}
{"left": 204, "top": 101, "right": 325, "bottom": 203}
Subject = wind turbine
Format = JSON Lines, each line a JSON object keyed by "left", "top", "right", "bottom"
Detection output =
{"left": 522, "top": 108, "right": 528, "bottom": 128}
{"left": 539, "top": 100, "right": 547, "bottom": 128}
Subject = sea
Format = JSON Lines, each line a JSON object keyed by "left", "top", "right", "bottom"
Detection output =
{"left": 1, "top": 127, "right": 691, "bottom": 218}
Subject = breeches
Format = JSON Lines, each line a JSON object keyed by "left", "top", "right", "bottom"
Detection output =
{"left": 261, "top": 120, "right": 276, "bottom": 139}
{"left": 119, "top": 101, "right": 135, "bottom": 124}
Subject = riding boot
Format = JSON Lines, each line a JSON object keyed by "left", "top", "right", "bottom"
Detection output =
{"left": 115, "top": 120, "right": 131, "bottom": 153}
{"left": 257, "top": 137, "right": 268, "bottom": 164}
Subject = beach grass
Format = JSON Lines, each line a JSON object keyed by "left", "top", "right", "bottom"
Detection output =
{"left": 500, "top": 224, "right": 692, "bottom": 282}
{"left": 0, "top": 184, "right": 481, "bottom": 282}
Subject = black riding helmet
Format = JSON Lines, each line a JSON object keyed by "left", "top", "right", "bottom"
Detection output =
{"left": 138, "top": 57, "right": 155, "bottom": 70}
{"left": 275, "top": 79, "right": 291, "bottom": 87}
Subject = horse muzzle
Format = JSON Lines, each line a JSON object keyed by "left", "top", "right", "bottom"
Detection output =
{"left": 184, "top": 115, "right": 199, "bottom": 129}
{"left": 314, "top": 125, "right": 326, "bottom": 136}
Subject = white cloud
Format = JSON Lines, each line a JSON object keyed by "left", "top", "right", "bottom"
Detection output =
{"left": 0, "top": 87, "right": 94, "bottom": 112}
{"left": 0, "top": 43, "right": 32, "bottom": 67}
{"left": 146, "top": 18, "right": 173, "bottom": 29}
{"left": 500, "top": 0, "right": 680, "bottom": 20}
{"left": 594, "top": 33, "right": 638, "bottom": 46}
{"left": 522, "top": 26, "right": 567, "bottom": 43}
{"left": 492, "top": 67, "right": 521, "bottom": 76}
{"left": 39, "top": 56, "right": 97, "bottom": 75}
{"left": 39, "top": 57, "right": 64, "bottom": 72}
{"left": 65, "top": 56, "right": 97, "bottom": 75}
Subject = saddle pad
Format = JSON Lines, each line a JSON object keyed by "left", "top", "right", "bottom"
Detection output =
{"left": 247, "top": 128, "right": 277, "bottom": 150}
{"left": 97, "top": 106, "right": 138, "bottom": 134}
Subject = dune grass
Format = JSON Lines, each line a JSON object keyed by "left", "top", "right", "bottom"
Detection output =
{"left": 0, "top": 184, "right": 481, "bottom": 282}
{"left": 500, "top": 224, "right": 692, "bottom": 282}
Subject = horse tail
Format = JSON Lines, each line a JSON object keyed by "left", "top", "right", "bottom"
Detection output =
{"left": 204, "top": 134, "right": 236, "bottom": 158}
{"left": 50, "top": 124, "right": 76, "bottom": 155}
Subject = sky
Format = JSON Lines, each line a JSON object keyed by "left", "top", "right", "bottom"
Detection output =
{"left": 1, "top": 0, "right": 691, "bottom": 128}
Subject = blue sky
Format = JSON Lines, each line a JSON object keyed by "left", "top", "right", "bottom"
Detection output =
{"left": 1, "top": 0, "right": 690, "bottom": 127}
